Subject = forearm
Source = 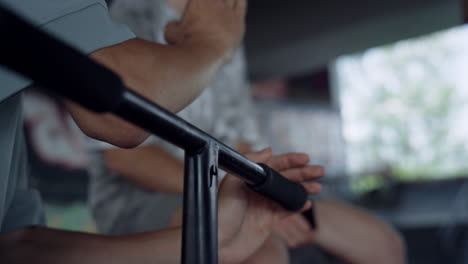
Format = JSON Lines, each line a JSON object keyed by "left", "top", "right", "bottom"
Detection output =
{"left": 90, "top": 38, "right": 224, "bottom": 113}
{"left": 104, "top": 142, "right": 253, "bottom": 193}
{"left": 105, "top": 145, "right": 184, "bottom": 193}
{"left": 312, "top": 200, "right": 405, "bottom": 264}
{"left": 66, "top": 39, "right": 225, "bottom": 148}
{"left": 0, "top": 226, "right": 182, "bottom": 264}
{"left": 0, "top": 224, "right": 248, "bottom": 264}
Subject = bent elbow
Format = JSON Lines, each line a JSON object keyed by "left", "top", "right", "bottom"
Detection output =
{"left": 86, "top": 127, "right": 149, "bottom": 149}
{"left": 66, "top": 101, "right": 149, "bottom": 148}
{"left": 113, "top": 133, "right": 149, "bottom": 149}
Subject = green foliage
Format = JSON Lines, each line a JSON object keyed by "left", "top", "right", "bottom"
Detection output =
{"left": 350, "top": 174, "right": 385, "bottom": 195}
{"left": 337, "top": 26, "right": 468, "bottom": 183}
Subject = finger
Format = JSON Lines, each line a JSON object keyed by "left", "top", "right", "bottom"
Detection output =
{"left": 164, "top": 21, "right": 180, "bottom": 45}
{"left": 302, "top": 200, "right": 313, "bottom": 211}
{"left": 303, "top": 182, "right": 322, "bottom": 195}
{"left": 281, "top": 166, "right": 324, "bottom": 182}
{"left": 265, "top": 153, "right": 310, "bottom": 172}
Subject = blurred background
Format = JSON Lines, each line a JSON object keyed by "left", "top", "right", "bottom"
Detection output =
{"left": 25, "top": 0, "right": 468, "bottom": 263}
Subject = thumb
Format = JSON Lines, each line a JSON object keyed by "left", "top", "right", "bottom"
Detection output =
{"left": 165, "top": 21, "right": 181, "bottom": 45}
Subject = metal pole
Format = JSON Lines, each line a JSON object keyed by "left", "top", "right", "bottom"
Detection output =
{"left": 115, "top": 90, "right": 265, "bottom": 184}
{"left": 182, "top": 142, "right": 219, "bottom": 264}
{"left": 0, "top": 7, "right": 316, "bottom": 263}
{"left": 0, "top": 6, "right": 310, "bottom": 212}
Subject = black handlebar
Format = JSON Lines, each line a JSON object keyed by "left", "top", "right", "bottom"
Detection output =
{"left": 0, "top": 4, "right": 314, "bottom": 216}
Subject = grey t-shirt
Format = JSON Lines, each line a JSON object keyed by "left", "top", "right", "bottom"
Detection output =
{"left": 0, "top": 93, "right": 43, "bottom": 233}
{"left": 0, "top": 0, "right": 135, "bottom": 233}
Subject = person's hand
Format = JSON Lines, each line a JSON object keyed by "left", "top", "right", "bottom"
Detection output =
{"left": 275, "top": 200, "right": 407, "bottom": 264}
{"left": 165, "top": 0, "right": 246, "bottom": 60}
{"left": 217, "top": 148, "right": 324, "bottom": 264}
{"left": 274, "top": 213, "right": 317, "bottom": 249}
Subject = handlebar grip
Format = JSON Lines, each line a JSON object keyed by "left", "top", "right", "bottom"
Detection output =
{"left": 247, "top": 163, "right": 309, "bottom": 211}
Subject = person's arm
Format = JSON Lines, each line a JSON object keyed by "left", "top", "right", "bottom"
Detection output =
{"left": 103, "top": 141, "right": 254, "bottom": 194}
{"left": 104, "top": 145, "right": 184, "bottom": 193}
{"left": 0, "top": 226, "right": 183, "bottom": 264}
{"left": 274, "top": 200, "right": 406, "bottom": 264}
{"left": 0, "top": 150, "right": 323, "bottom": 264}
{"left": 217, "top": 149, "right": 323, "bottom": 264}
{"left": 66, "top": 0, "right": 246, "bottom": 148}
